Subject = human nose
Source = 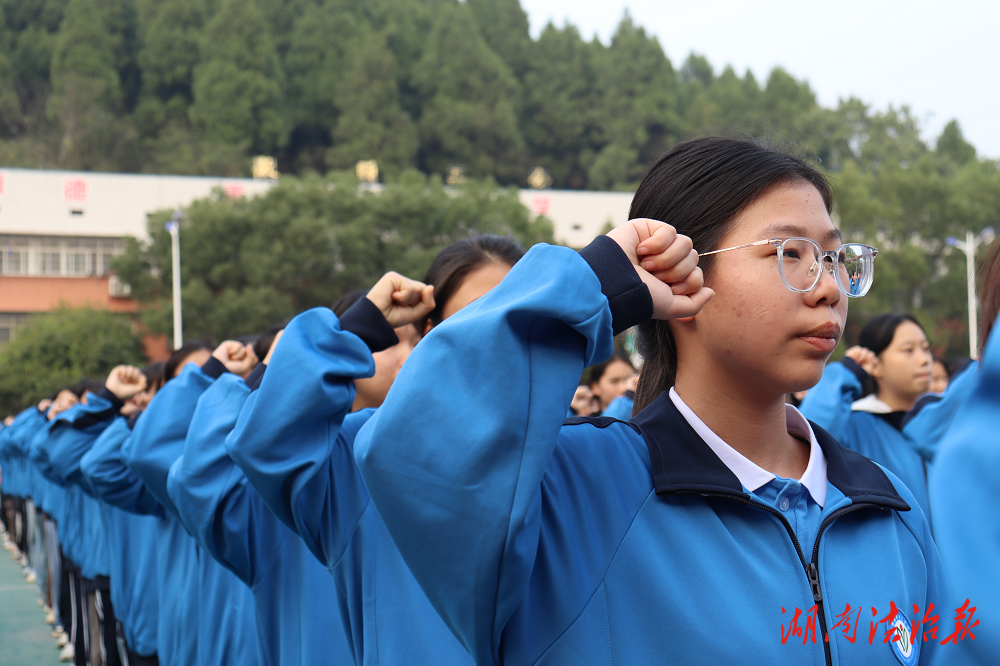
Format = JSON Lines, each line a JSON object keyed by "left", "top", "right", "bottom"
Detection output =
{"left": 803, "top": 261, "right": 841, "bottom": 307}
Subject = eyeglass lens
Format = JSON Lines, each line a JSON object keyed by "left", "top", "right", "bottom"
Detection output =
{"left": 778, "top": 239, "right": 872, "bottom": 296}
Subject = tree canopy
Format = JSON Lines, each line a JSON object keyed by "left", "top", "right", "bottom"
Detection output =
{"left": 112, "top": 171, "right": 554, "bottom": 344}
{"left": 0, "top": 307, "right": 147, "bottom": 415}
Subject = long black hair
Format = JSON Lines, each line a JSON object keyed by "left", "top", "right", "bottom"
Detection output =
{"left": 857, "top": 313, "right": 924, "bottom": 396}
{"left": 631, "top": 137, "right": 833, "bottom": 414}
{"left": 418, "top": 235, "right": 525, "bottom": 332}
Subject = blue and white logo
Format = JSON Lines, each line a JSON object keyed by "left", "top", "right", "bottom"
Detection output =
{"left": 887, "top": 609, "right": 920, "bottom": 666}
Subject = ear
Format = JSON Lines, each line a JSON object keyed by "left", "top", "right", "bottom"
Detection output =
{"left": 674, "top": 315, "right": 696, "bottom": 323}
{"left": 869, "top": 356, "right": 883, "bottom": 379}
{"left": 423, "top": 319, "right": 433, "bottom": 337}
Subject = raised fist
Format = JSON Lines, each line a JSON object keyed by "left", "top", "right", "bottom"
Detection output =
{"left": 213, "top": 341, "right": 259, "bottom": 378}
{"left": 366, "top": 272, "right": 436, "bottom": 328}
{"left": 606, "top": 218, "right": 715, "bottom": 321}
{"left": 844, "top": 346, "right": 877, "bottom": 376}
{"left": 106, "top": 366, "right": 148, "bottom": 400}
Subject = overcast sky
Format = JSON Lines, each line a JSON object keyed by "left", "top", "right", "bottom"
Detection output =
{"left": 520, "top": 0, "right": 1000, "bottom": 158}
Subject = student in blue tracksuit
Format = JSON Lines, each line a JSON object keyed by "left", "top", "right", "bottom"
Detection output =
{"left": 929, "top": 242, "right": 1000, "bottom": 666}
{"left": 122, "top": 341, "right": 260, "bottom": 666}
{"left": 588, "top": 349, "right": 635, "bottom": 416}
{"left": 78, "top": 363, "right": 164, "bottom": 666}
{"left": 32, "top": 383, "right": 128, "bottom": 666}
{"left": 799, "top": 314, "right": 948, "bottom": 520}
{"left": 85, "top": 343, "right": 210, "bottom": 666}
{"left": 226, "top": 237, "right": 524, "bottom": 665}
{"left": 167, "top": 333, "right": 353, "bottom": 666}
{"left": 354, "top": 137, "right": 946, "bottom": 665}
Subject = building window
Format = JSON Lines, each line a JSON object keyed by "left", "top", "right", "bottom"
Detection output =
{"left": 0, "top": 235, "right": 123, "bottom": 277}
{"left": 70, "top": 252, "right": 90, "bottom": 275}
{"left": 38, "top": 251, "right": 61, "bottom": 275}
{"left": 2, "top": 249, "right": 26, "bottom": 275}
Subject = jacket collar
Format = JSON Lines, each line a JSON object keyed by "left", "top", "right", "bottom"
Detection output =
{"left": 632, "top": 391, "right": 910, "bottom": 511}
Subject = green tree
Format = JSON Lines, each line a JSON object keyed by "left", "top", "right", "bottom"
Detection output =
{"left": 189, "top": 0, "right": 287, "bottom": 154}
{"left": 46, "top": 0, "right": 140, "bottom": 170}
{"left": 521, "top": 23, "right": 601, "bottom": 188}
{"left": 760, "top": 67, "right": 816, "bottom": 130}
{"left": 280, "top": 0, "right": 367, "bottom": 171}
{"left": 588, "top": 13, "right": 679, "bottom": 190}
{"left": 412, "top": 2, "right": 523, "bottom": 181}
{"left": 467, "top": 0, "right": 532, "bottom": 78}
{"left": 0, "top": 307, "right": 147, "bottom": 415}
{"left": 936, "top": 119, "right": 976, "bottom": 168}
{"left": 326, "top": 32, "right": 417, "bottom": 175}
{"left": 113, "top": 171, "right": 553, "bottom": 343}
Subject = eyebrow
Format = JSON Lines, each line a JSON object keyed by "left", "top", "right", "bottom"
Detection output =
{"left": 759, "top": 224, "right": 842, "bottom": 244}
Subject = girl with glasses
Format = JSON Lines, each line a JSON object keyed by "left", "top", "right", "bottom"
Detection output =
{"left": 355, "top": 137, "right": 945, "bottom": 665}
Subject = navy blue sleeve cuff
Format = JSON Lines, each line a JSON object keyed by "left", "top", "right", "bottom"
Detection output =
{"left": 97, "top": 387, "right": 125, "bottom": 413}
{"left": 201, "top": 356, "right": 229, "bottom": 380}
{"left": 339, "top": 297, "right": 399, "bottom": 353}
{"left": 245, "top": 363, "right": 267, "bottom": 391}
{"left": 840, "top": 357, "right": 868, "bottom": 385}
{"left": 579, "top": 235, "right": 653, "bottom": 335}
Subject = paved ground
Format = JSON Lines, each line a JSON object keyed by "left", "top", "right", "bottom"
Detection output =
{"left": 0, "top": 543, "right": 62, "bottom": 666}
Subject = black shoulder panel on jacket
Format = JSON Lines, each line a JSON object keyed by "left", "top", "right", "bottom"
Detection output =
{"left": 563, "top": 415, "right": 641, "bottom": 435}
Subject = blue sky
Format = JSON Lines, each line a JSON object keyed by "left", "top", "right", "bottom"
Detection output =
{"left": 520, "top": 0, "right": 1000, "bottom": 158}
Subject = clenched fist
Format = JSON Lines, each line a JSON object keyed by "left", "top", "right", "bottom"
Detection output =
{"left": 106, "top": 366, "right": 148, "bottom": 400}
{"left": 606, "top": 218, "right": 715, "bottom": 320}
{"left": 213, "top": 341, "right": 259, "bottom": 378}
{"left": 366, "top": 272, "right": 436, "bottom": 328}
{"left": 844, "top": 346, "right": 877, "bottom": 375}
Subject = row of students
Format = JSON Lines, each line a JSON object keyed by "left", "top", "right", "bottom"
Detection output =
{"left": 0, "top": 233, "right": 525, "bottom": 666}
{"left": 2, "top": 136, "right": 996, "bottom": 665}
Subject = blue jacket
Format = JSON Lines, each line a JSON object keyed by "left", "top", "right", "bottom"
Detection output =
{"left": 30, "top": 394, "right": 124, "bottom": 578}
{"left": 1, "top": 407, "right": 48, "bottom": 498}
{"left": 929, "top": 318, "right": 999, "bottom": 665}
{"left": 122, "top": 361, "right": 259, "bottom": 666}
{"left": 225, "top": 303, "right": 474, "bottom": 666}
{"left": 601, "top": 392, "right": 634, "bottom": 419}
{"left": 902, "top": 361, "right": 978, "bottom": 463}
{"left": 354, "top": 240, "right": 946, "bottom": 665}
{"left": 167, "top": 370, "right": 353, "bottom": 666}
{"left": 800, "top": 358, "right": 979, "bottom": 525}
{"left": 800, "top": 360, "right": 932, "bottom": 520}
{"left": 84, "top": 403, "right": 192, "bottom": 666}
{"left": 80, "top": 416, "right": 162, "bottom": 658}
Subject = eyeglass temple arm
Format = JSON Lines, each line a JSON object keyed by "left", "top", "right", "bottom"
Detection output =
{"left": 697, "top": 239, "right": 774, "bottom": 258}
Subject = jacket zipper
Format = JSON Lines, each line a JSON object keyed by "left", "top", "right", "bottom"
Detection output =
{"left": 699, "top": 493, "right": 883, "bottom": 666}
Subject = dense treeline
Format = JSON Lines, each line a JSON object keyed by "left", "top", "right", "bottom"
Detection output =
{"left": 0, "top": 0, "right": 983, "bottom": 187}
{"left": 2, "top": 0, "right": 999, "bottom": 357}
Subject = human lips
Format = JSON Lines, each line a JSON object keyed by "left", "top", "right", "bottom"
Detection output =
{"left": 798, "top": 323, "right": 841, "bottom": 353}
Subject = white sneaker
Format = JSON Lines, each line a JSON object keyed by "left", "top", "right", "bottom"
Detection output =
{"left": 52, "top": 628, "right": 64, "bottom": 638}
{"left": 45, "top": 610, "right": 55, "bottom": 624}
{"left": 56, "top": 634, "right": 69, "bottom": 648}
{"left": 26, "top": 570, "right": 36, "bottom": 584}
{"left": 58, "top": 643, "right": 74, "bottom": 661}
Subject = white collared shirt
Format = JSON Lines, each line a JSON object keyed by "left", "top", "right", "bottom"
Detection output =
{"left": 668, "top": 387, "right": 828, "bottom": 507}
